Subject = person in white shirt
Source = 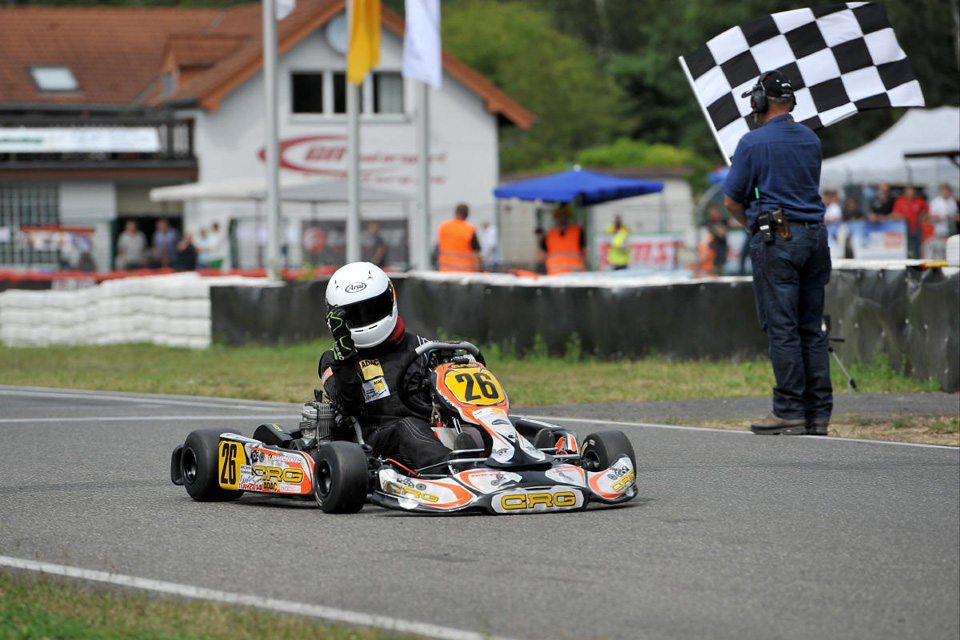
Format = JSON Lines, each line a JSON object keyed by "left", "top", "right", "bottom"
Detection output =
{"left": 927, "top": 184, "right": 959, "bottom": 260}
{"left": 206, "top": 221, "right": 228, "bottom": 270}
{"left": 823, "top": 190, "right": 842, "bottom": 224}
{"left": 479, "top": 221, "right": 501, "bottom": 271}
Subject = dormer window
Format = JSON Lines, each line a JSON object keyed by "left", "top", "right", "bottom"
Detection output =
{"left": 29, "top": 66, "right": 79, "bottom": 92}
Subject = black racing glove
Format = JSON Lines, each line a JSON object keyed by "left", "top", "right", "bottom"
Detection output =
{"left": 326, "top": 307, "right": 357, "bottom": 362}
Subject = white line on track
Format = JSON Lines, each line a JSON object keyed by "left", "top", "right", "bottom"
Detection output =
{"left": 0, "top": 415, "right": 289, "bottom": 424}
{"left": 522, "top": 414, "right": 960, "bottom": 450}
{"left": 0, "top": 388, "right": 286, "bottom": 411}
{"left": 0, "top": 555, "right": 521, "bottom": 640}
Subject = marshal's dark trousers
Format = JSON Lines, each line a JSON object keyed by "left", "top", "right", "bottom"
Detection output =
{"left": 749, "top": 222, "right": 833, "bottom": 423}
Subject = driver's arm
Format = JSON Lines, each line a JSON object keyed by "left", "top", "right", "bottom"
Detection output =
{"left": 321, "top": 307, "right": 365, "bottom": 416}
{"left": 319, "top": 351, "right": 365, "bottom": 416}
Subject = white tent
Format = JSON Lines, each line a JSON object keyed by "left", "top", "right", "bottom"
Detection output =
{"left": 150, "top": 178, "right": 410, "bottom": 203}
{"left": 820, "top": 107, "right": 960, "bottom": 192}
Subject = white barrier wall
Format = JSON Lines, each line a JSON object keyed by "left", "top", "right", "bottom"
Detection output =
{"left": 0, "top": 273, "right": 269, "bottom": 349}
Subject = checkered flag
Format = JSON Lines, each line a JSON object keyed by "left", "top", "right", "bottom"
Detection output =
{"left": 679, "top": 2, "right": 924, "bottom": 162}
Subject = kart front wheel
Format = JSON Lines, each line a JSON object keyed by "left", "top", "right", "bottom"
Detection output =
{"left": 181, "top": 429, "right": 244, "bottom": 502}
{"left": 314, "top": 442, "right": 368, "bottom": 514}
{"left": 580, "top": 431, "right": 637, "bottom": 472}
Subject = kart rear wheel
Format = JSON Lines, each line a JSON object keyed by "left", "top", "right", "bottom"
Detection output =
{"left": 314, "top": 442, "right": 368, "bottom": 514}
{"left": 580, "top": 431, "right": 636, "bottom": 472}
{"left": 181, "top": 429, "right": 244, "bottom": 502}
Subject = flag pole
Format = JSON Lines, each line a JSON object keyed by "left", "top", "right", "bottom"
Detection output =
{"left": 345, "top": 0, "right": 362, "bottom": 264}
{"left": 678, "top": 56, "right": 731, "bottom": 167}
{"left": 262, "top": 0, "right": 281, "bottom": 280}
{"left": 416, "top": 80, "right": 430, "bottom": 270}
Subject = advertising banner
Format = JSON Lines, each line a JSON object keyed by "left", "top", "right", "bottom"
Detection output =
{"left": 594, "top": 233, "right": 684, "bottom": 271}
{"left": 0, "top": 128, "right": 161, "bottom": 153}
{"left": 828, "top": 220, "right": 907, "bottom": 260}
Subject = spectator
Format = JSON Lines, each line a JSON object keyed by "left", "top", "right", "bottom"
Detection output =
{"left": 151, "top": 218, "right": 180, "bottom": 269}
{"left": 868, "top": 181, "right": 894, "bottom": 222}
{"left": 823, "top": 190, "right": 842, "bottom": 224}
{"left": 173, "top": 233, "right": 197, "bottom": 271}
{"left": 365, "top": 222, "right": 387, "bottom": 268}
{"left": 479, "top": 221, "right": 501, "bottom": 271}
{"left": 843, "top": 196, "right": 864, "bottom": 221}
{"left": 539, "top": 204, "right": 586, "bottom": 275}
{"left": 206, "top": 221, "right": 227, "bottom": 270}
{"left": 605, "top": 215, "right": 631, "bottom": 270}
{"left": 927, "top": 184, "right": 959, "bottom": 259}
{"left": 436, "top": 203, "right": 481, "bottom": 272}
{"left": 195, "top": 228, "right": 213, "bottom": 269}
{"left": 533, "top": 226, "right": 546, "bottom": 274}
{"left": 116, "top": 220, "right": 147, "bottom": 270}
{"left": 891, "top": 185, "right": 928, "bottom": 258}
{"left": 703, "top": 204, "right": 729, "bottom": 274}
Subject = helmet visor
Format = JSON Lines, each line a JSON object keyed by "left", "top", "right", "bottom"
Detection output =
{"left": 339, "top": 284, "right": 395, "bottom": 328}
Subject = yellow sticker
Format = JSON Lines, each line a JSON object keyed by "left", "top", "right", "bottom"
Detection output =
{"left": 218, "top": 440, "right": 246, "bottom": 490}
{"left": 359, "top": 359, "right": 384, "bottom": 381}
{"left": 443, "top": 365, "right": 505, "bottom": 405}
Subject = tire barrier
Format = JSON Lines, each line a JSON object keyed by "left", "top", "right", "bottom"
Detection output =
{"left": 0, "top": 272, "right": 264, "bottom": 349}
{"left": 824, "top": 265, "right": 959, "bottom": 393}
{"left": 4, "top": 266, "right": 956, "bottom": 391}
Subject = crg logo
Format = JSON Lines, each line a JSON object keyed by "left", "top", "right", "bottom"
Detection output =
{"left": 493, "top": 489, "right": 584, "bottom": 513}
{"left": 344, "top": 282, "right": 367, "bottom": 293}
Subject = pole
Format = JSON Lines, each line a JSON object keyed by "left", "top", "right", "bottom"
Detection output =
{"left": 677, "top": 55, "right": 730, "bottom": 167}
{"left": 416, "top": 81, "right": 431, "bottom": 270}
{"left": 345, "top": 0, "right": 361, "bottom": 264}
{"left": 262, "top": 0, "right": 281, "bottom": 280}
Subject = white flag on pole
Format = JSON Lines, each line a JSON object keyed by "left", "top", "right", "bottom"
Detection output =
{"left": 276, "top": 0, "right": 295, "bottom": 20}
{"left": 403, "top": 0, "right": 442, "bottom": 89}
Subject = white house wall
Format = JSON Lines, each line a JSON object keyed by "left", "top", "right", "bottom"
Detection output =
{"left": 186, "top": 18, "right": 500, "bottom": 268}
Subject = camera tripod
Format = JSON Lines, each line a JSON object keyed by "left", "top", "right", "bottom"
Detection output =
{"left": 823, "top": 315, "right": 857, "bottom": 394}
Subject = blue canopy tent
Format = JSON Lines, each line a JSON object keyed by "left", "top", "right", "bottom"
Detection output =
{"left": 494, "top": 168, "right": 663, "bottom": 204}
{"left": 493, "top": 168, "right": 667, "bottom": 274}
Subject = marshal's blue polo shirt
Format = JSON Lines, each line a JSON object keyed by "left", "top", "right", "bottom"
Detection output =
{"left": 722, "top": 114, "right": 825, "bottom": 229}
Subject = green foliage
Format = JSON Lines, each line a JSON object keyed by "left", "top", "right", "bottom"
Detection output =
{"left": 441, "top": 0, "right": 632, "bottom": 172}
{"left": 529, "top": 333, "right": 549, "bottom": 360}
{"left": 563, "top": 332, "right": 582, "bottom": 363}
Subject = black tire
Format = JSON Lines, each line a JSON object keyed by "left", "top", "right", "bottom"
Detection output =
{"left": 181, "top": 429, "right": 244, "bottom": 502}
{"left": 533, "top": 428, "right": 557, "bottom": 450}
{"left": 314, "top": 442, "right": 368, "bottom": 514}
{"left": 580, "top": 431, "right": 637, "bottom": 472}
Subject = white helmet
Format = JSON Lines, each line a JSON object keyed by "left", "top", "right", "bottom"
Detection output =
{"left": 325, "top": 262, "right": 398, "bottom": 348}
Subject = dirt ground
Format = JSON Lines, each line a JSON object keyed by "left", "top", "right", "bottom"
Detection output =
{"left": 688, "top": 415, "right": 960, "bottom": 447}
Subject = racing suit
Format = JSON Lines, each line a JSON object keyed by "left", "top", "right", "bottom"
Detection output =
{"left": 318, "top": 323, "right": 451, "bottom": 469}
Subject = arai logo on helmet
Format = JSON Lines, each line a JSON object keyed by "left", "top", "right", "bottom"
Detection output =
{"left": 344, "top": 282, "right": 367, "bottom": 293}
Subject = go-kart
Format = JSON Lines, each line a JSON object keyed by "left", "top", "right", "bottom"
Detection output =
{"left": 171, "top": 341, "right": 638, "bottom": 515}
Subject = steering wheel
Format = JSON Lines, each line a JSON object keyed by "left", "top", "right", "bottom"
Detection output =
{"left": 396, "top": 341, "right": 484, "bottom": 418}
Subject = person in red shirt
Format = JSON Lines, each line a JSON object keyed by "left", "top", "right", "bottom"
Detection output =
{"left": 891, "top": 185, "right": 929, "bottom": 259}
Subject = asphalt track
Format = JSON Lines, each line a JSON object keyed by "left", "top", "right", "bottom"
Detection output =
{"left": 0, "top": 385, "right": 957, "bottom": 640}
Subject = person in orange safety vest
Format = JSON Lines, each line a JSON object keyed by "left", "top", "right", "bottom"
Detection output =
{"left": 539, "top": 205, "right": 586, "bottom": 275}
{"left": 436, "top": 204, "right": 482, "bottom": 272}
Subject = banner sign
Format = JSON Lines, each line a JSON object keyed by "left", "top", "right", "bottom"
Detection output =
{"left": 0, "top": 128, "right": 161, "bottom": 153}
{"left": 595, "top": 233, "right": 684, "bottom": 270}
{"left": 828, "top": 220, "right": 907, "bottom": 260}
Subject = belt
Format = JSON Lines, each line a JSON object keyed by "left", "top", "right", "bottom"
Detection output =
{"left": 750, "top": 219, "right": 823, "bottom": 235}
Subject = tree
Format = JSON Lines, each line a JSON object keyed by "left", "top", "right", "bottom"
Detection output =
{"left": 441, "top": 0, "right": 632, "bottom": 172}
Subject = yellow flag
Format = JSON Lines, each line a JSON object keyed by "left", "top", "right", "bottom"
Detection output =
{"left": 347, "top": 0, "right": 381, "bottom": 86}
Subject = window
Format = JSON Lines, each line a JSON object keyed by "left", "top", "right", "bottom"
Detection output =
{"left": 0, "top": 183, "right": 60, "bottom": 267}
{"left": 373, "top": 72, "right": 403, "bottom": 114}
{"left": 292, "top": 71, "right": 400, "bottom": 116}
{"left": 292, "top": 73, "right": 324, "bottom": 114}
{"left": 162, "top": 73, "right": 176, "bottom": 97}
{"left": 29, "top": 66, "right": 79, "bottom": 92}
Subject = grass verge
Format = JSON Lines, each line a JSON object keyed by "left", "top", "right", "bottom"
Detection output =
{"left": 0, "top": 571, "right": 417, "bottom": 640}
{"left": 0, "top": 342, "right": 941, "bottom": 405}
